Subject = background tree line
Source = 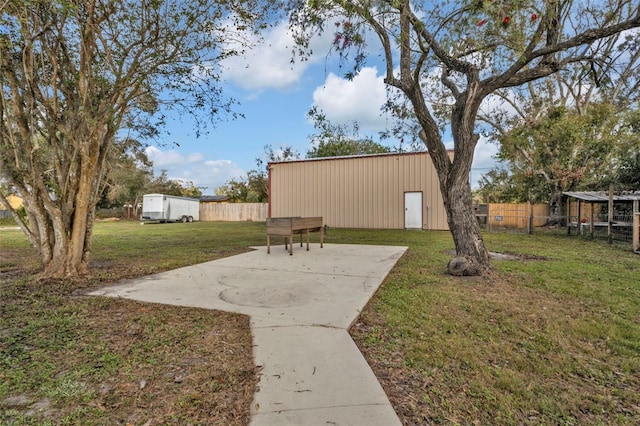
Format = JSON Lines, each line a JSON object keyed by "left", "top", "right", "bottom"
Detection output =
{"left": 214, "top": 106, "right": 391, "bottom": 202}
{"left": 97, "top": 138, "right": 203, "bottom": 212}
{"left": 477, "top": 31, "right": 640, "bottom": 205}
{"left": 2, "top": 0, "right": 639, "bottom": 278}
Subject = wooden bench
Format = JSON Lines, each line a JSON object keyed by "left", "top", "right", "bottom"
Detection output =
{"left": 266, "top": 217, "right": 324, "bottom": 255}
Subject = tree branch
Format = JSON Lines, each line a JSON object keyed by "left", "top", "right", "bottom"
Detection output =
{"left": 486, "top": 10, "right": 640, "bottom": 90}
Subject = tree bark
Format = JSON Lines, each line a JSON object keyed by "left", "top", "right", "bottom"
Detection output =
{"left": 443, "top": 179, "right": 490, "bottom": 275}
{"left": 444, "top": 89, "right": 492, "bottom": 275}
{"left": 409, "top": 82, "right": 491, "bottom": 276}
{"left": 414, "top": 123, "right": 491, "bottom": 275}
{"left": 21, "top": 157, "right": 100, "bottom": 278}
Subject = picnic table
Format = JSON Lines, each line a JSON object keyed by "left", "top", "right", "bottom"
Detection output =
{"left": 266, "top": 217, "right": 324, "bottom": 255}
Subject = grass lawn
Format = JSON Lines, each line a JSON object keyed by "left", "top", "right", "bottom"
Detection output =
{"left": 1, "top": 220, "right": 639, "bottom": 425}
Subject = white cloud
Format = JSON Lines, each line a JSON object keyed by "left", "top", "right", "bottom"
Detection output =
{"left": 471, "top": 137, "right": 499, "bottom": 188}
{"left": 145, "top": 146, "right": 244, "bottom": 192}
{"left": 145, "top": 146, "right": 184, "bottom": 167}
{"left": 186, "top": 153, "right": 204, "bottom": 163}
{"left": 219, "top": 21, "right": 332, "bottom": 92}
{"left": 311, "top": 67, "right": 388, "bottom": 132}
{"left": 438, "top": 136, "right": 498, "bottom": 189}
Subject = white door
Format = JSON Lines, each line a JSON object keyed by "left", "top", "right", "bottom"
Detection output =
{"left": 405, "top": 192, "right": 423, "bottom": 229}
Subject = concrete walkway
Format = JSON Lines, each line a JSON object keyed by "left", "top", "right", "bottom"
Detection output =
{"left": 89, "top": 243, "right": 407, "bottom": 425}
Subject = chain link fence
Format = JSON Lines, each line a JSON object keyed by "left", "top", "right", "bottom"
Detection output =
{"left": 476, "top": 203, "right": 639, "bottom": 248}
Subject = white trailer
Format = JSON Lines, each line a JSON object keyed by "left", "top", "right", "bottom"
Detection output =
{"left": 141, "top": 194, "right": 200, "bottom": 223}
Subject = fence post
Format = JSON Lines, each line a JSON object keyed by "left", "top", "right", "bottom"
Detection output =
{"left": 567, "top": 198, "right": 572, "bottom": 235}
{"left": 608, "top": 185, "right": 614, "bottom": 245}
{"left": 633, "top": 200, "right": 639, "bottom": 253}
{"left": 487, "top": 204, "right": 491, "bottom": 233}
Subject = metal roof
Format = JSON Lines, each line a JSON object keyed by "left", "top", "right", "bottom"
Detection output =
{"left": 268, "top": 150, "right": 433, "bottom": 165}
{"left": 200, "top": 195, "right": 229, "bottom": 202}
{"left": 563, "top": 191, "right": 640, "bottom": 202}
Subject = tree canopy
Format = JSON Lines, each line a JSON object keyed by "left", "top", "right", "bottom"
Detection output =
{"left": 306, "top": 106, "right": 391, "bottom": 158}
{"left": 98, "top": 138, "right": 153, "bottom": 208}
{"left": 477, "top": 30, "right": 640, "bottom": 204}
{"left": 0, "top": 0, "right": 280, "bottom": 278}
{"left": 479, "top": 103, "right": 640, "bottom": 203}
{"left": 287, "top": 0, "right": 640, "bottom": 275}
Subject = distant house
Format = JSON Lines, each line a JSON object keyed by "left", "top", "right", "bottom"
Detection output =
{"left": 268, "top": 151, "right": 449, "bottom": 230}
{"left": 0, "top": 194, "right": 23, "bottom": 218}
{"left": 0, "top": 193, "right": 23, "bottom": 210}
{"left": 200, "top": 195, "right": 230, "bottom": 204}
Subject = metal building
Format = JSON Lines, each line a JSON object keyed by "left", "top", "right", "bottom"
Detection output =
{"left": 268, "top": 151, "right": 448, "bottom": 230}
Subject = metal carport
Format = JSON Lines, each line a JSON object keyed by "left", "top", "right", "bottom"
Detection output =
{"left": 563, "top": 191, "right": 640, "bottom": 252}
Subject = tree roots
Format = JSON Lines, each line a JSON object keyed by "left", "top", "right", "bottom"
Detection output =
{"left": 447, "top": 256, "right": 484, "bottom": 276}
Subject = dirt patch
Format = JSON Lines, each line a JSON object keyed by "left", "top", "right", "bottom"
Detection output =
{"left": 490, "top": 251, "right": 548, "bottom": 260}
{"left": 443, "top": 249, "right": 549, "bottom": 261}
{"left": 0, "top": 251, "right": 256, "bottom": 425}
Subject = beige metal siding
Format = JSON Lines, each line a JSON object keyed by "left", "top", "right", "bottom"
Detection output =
{"left": 269, "top": 152, "right": 448, "bottom": 230}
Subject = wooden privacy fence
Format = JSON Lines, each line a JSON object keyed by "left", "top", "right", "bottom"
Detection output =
{"left": 482, "top": 203, "right": 550, "bottom": 232}
{"left": 567, "top": 202, "right": 601, "bottom": 221}
{"left": 199, "top": 203, "right": 268, "bottom": 222}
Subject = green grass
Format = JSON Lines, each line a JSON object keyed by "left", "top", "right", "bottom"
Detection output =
{"left": 1, "top": 221, "right": 639, "bottom": 424}
{"left": 350, "top": 231, "right": 640, "bottom": 425}
{"left": 0, "top": 221, "right": 265, "bottom": 425}
{"left": 89, "top": 220, "right": 267, "bottom": 272}
{"left": 0, "top": 216, "right": 18, "bottom": 227}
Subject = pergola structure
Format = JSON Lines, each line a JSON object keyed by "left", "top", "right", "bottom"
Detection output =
{"left": 563, "top": 191, "right": 640, "bottom": 252}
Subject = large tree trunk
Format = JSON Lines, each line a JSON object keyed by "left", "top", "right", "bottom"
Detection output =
{"left": 442, "top": 176, "right": 491, "bottom": 276}
{"left": 9, "top": 134, "right": 107, "bottom": 279}
{"left": 43, "top": 143, "right": 106, "bottom": 278}
{"left": 19, "top": 168, "right": 98, "bottom": 278}
{"left": 411, "top": 83, "right": 491, "bottom": 276}
{"left": 42, "top": 231, "right": 90, "bottom": 278}
{"left": 443, "top": 93, "right": 492, "bottom": 276}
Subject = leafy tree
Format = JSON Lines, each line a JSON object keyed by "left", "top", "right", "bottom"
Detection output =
{"left": 306, "top": 106, "right": 390, "bottom": 157}
{"left": 218, "top": 170, "right": 268, "bottom": 203}
{"left": 616, "top": 154, "right": 640, "bottom": 190}
{"left": 612, "top": 109, "right": 640, "bottom": 190}
{"left": 309, "top": 138, "right": 390, "bottom": 158}
{"left": 486, "top": 103, "right": 638, "bottom": 205}
{"left": 288, "top": 0, "right": 640, "bottom": 275}
{"left": 180, "top": 182, "right": 203, "bottom": 199}
{"left": 478, "top": 33, "right": 640, "bottom": 206}
{"left": 98, "top": 138, "right": 154, "bottom": 209}
{"left": 146, "top": 170, "right": 189, "bottom": 197}
{"left": 0, "top": 0, "right": 278, "bottom": 278}
{"left": 476, "top": 168, "right": 531, "bottom": 203}
{"left": 217, "top": 144, "right": 299, "bottom": 202}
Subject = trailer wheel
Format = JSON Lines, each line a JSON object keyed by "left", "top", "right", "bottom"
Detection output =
{"left": 188, "top": 216, "right": 194, "bottom": 223}
{"left": 181, "top": 215, "right": 188, "bottom": 223}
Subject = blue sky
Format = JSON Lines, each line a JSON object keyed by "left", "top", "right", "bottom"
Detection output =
{"left": 145, "top": 20, "right": 498, "bottom": 194}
